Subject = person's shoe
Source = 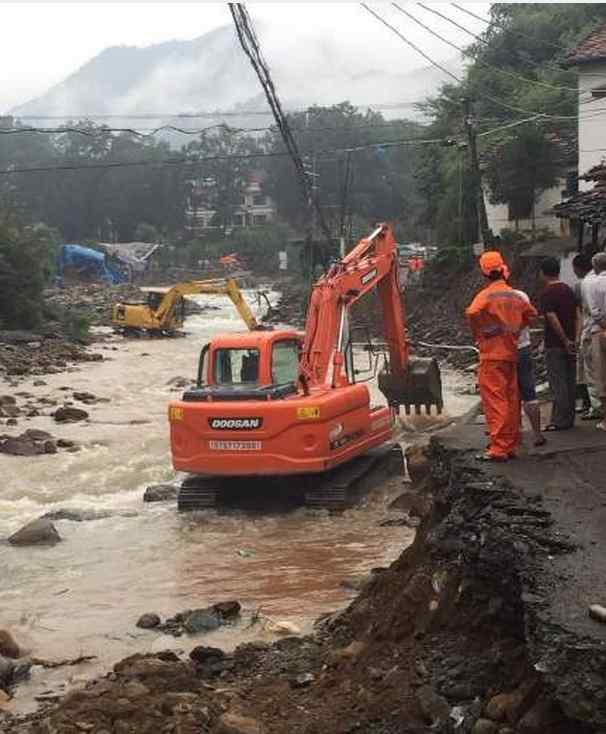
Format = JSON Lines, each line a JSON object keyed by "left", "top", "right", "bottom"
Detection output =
{"left": 475, "top": 452, "right": 509, "bottom": 462}
{"left": 597, "top": 421, "right": 606, "bottom": 432}
{"left": 582, "top": 410, "right": 603, "bottom": 421}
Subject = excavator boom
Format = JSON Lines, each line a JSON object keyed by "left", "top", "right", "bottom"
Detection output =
{"left": 112, "top": 278, "right": 263, "bottom": 334}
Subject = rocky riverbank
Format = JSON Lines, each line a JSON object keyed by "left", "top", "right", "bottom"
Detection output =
{"left": 2, "top": 424, "right": 602, "bottom": 734}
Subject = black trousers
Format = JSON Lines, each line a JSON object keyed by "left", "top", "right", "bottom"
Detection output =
{"left": 545, "top": 348, "right": 577, "bottom": 429}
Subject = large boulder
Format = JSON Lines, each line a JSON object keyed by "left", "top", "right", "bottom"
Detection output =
{"left": 0, "top": 436, "right": 45, "bottom": 457}
{"left": 53, "top": 406, "right": 89, "bottom": 423}
{"left": 136, "top": 613, "right": 161, "bottom": 630}
{"left": 183, "top": 608, "right": 221, "bottom": 634}
{"left": 0, "top": 631, "right": 20, "bottom": 659}
{"left": 8, "top": 518, "right": 62, "bottom": 546}
{"left": 0, "top": 656, "right": 14, "bottom": 687}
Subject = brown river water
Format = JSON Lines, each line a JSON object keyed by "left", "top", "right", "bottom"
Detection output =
{"left": 0, "top": 290, "right": 476, "bottom": 711}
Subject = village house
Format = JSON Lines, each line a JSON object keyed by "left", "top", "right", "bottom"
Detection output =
{"left": 185, "top": 175, "right": 276, "bottom": 235}
{"left": 554, "top": 21, "right": 606, "bottom": 252}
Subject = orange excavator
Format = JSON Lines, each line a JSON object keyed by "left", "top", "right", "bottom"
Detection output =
{"left": 169, "top": 223, "right": 442, "bottom": 509}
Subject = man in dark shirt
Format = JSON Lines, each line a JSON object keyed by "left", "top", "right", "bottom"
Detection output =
{"left": 539, "top": 256, "right": 578, "bottom": 430}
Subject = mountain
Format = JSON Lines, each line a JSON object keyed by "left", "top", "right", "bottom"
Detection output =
{"left": 10, "top": 22, "right": 460, "bottom": 126}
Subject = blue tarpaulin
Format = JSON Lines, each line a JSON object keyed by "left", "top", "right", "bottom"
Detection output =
{"left": 57, "top": 244, "right": 127, "bottom": 285}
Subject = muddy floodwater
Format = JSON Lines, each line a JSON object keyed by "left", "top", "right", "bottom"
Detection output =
{"left": 0, "top": 289, "right": 476, "bottom": 711}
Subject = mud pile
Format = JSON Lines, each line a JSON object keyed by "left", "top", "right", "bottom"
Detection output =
{"left": 4, "top": 435, "right": 601, "bottom": 734}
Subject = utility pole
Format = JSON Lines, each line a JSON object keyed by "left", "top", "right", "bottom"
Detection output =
{"left": 463, "top": 98, "right": 492, "bottom": 249}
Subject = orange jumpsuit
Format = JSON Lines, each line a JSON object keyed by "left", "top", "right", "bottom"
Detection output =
{"left": 466, "top": 279, "right": 537, "bottom": 458}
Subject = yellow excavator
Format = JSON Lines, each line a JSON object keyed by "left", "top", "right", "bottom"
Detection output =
{"left": 111, "top": 278, "right": 263, "bottom": 335}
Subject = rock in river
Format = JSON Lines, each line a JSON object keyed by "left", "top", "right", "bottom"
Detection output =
{"left": 136, "top": 613, "right": 161, "bottom": 630}
{"left": 8, "top": 517, "right": 62, "bottom": 546}
{"left": 0, "top": 630, "right": 21, "bottom": 659}
{"left": 143, "top": 484, "right": 178, "bottom": 503}
{"left": 53, "top": 406, "right": 89, "bottom": 423}
{"left": 183, "top": 608, "right": 222, "bottom": 634}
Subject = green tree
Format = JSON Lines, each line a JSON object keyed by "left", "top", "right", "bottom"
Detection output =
{"left": 484, "top": 126, "right": 561, "bottom": 231}
{"left": 184, "top": 127, "right": 261, "bottom": 233}
{"left": 0, "top": 217, "right": 58, "bottom": 329}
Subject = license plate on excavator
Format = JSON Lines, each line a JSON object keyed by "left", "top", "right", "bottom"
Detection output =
{"left": 209, "top": 440, "right": 262, "bottom": 451}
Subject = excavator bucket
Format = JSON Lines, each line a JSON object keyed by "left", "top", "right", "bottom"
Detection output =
{"left": 378, "top": 357, "right": 444, "bottom": 415}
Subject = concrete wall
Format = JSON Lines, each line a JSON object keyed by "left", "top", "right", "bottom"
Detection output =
{"left": 485, "top": 183, "right": 569, "bottom": 236}
{"left": 578, "top": 62, "right": 606, "bottom": 188}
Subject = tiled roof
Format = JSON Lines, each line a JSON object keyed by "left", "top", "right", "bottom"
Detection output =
{"left": 554, "top": 162, "right": 606, "bottom": 223}
{"left": 565, "top": 22, "right": 606, "bottom": 66}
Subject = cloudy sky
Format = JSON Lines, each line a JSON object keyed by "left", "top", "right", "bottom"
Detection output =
{"left": 1, "top": 2, "right": 491, "bottom": 113}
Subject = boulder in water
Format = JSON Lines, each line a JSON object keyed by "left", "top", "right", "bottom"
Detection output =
{"left": 0, "top": 656, "right": 15, "bottom": 687}
{"left": 53, "top": 406, "right": 89, "bottom": 423}
{"left": 0, "top": 631, "right": 20, "bottom": 659}
{"left": 136, "top": 613, "right": 161, "bottom": 629}
{"left": 0, "top": 436, "right": 45, "bottom": 456}
{"left": 213, "top": 600, "right": 241, "bottom": 620}
{"left": 183, "top": 608, "right": 222, "bottom": 634}
{"left": 143, "top": 484, "right": 178, "bottom": 503}
{"left": 8, "top": 517, "right": 62, "bottom": 546}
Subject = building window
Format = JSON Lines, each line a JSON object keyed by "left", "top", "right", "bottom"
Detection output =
{"left": 253, "top": 194, "right": 267, "bottom": 206}
{"left": 253, "top": 215, "right": 267, "bottom": 225}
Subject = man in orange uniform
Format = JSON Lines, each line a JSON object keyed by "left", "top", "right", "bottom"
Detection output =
{"left": 466, "top": 252, "right": 537, "bottom": 461}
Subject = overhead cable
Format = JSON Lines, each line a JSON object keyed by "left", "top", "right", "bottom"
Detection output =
{"left": 414, "top": 2, "right": 587, "bottom": 94}
{"left": 0, "top": 134, "right": 452, "bottom": 177}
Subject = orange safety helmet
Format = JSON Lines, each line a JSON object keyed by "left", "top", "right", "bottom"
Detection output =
{"left": 479, "top": 251, "right": 507, "bottom": 277}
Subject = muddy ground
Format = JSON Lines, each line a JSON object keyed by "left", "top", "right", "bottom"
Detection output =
{"left": 3, "top": 420, "right": 604, "bottom": 734}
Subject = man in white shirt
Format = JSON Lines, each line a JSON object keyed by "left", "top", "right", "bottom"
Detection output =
{"left": 574, "top": 254, "right": 601, "bottom": 419}
{"left": 589, "top": 252, "right": 606, "bottom": 431}
{"left": 514, "top": 289, "right": 544, "bottom": 446}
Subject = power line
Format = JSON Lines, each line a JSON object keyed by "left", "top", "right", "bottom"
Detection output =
{"left": 449, "top": 3, "right": 606, "bottom": 82}
{"left": 364, "top": 3, "right": 600, "bottom": 122}
{"left": 392, "top": 3, "right": 578, "bottom": 95}
{"left": 0, "top": 119, "right": 429, "bottom": 139}
{"left": 0, "top": 134, "right": 451, "bottom": 177}
{"left": 8, "top": 103, "right": 420, "bottom": 121}
{"left": 450, "top": 3, "right": 569, "bottom": 53}
{"left": 229, "top": 2, "right": 335, "bottom": 257}
{"left": 360, "top": 3, "right": 461, "bottom": 83}
{"left": 415, "top": 2, "right": 589, "bottom": 95}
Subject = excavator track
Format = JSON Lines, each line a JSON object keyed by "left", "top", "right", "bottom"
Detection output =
{"left": 178, "top": 476, "right": 220, "bottom": 511}
{"left": 304, "top": 443, "right": 403, "bottom": 510}
{"left": 177, "top": 443, "right": 403, "bottom": 512}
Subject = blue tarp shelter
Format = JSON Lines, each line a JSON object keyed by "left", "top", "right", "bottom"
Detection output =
{"left": 56, "top": 244, "right": 127, "bottom": 286}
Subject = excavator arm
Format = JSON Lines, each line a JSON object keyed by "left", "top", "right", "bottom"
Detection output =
{"left": 154, "top": 278, "right": 262, "bottom": 331}
{"left": 300, "top": 224, "right": 442, "bottom": 413}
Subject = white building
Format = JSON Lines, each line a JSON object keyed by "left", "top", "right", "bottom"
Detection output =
{"left": 484, "top": 184, "right": 571, "bottom": 238}
{"left": 564, "top": 21, "right": 606, "bottom": 189}
{"left": 186, "top": 175, "right": 276, "bottom": 234}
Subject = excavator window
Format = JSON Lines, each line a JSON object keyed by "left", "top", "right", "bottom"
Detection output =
{"left": 271, "top": 340, "right": 299, "bottom": 385}
{"left": 147, "top": 291, "right": 163, "bottom": 311}
{"left": 214, "top": 348, "right": 259, "bottom": 385}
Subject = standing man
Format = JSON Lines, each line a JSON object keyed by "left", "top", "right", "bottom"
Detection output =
{"left": 589, "top": 252, "right": 606, "bottom": 431}
{"left": 466, "top": 252, "right": 537, "bottom": 461}
{"left": 573, "top": 254, "right": 601, "bottom": 420}
{"left": 539, "top": 257, "right": 578, "bottom": 431}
